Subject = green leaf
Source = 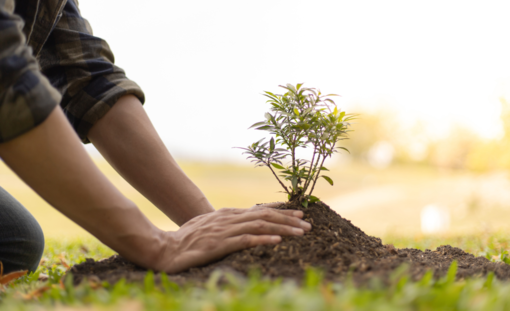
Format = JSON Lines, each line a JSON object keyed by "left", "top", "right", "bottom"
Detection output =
{"left": 160, "top": 273, "right": 179, "bottom": 292}
{"left": 321, "top": 175, "right": 334, "bottom": 186}
{"left": 144, "top": 270, "right": 155, "bottom": 293}
{"left": 269, "top": 137, "right": 275, "bottom": 152}
{"left": 446, "top": 261, "right": 458, "bottom": 284}
{"left": 271, "top": 163, "right": 285, "bottom": 170}
{"left": 249, "top": 121, "right": 267, "bottom": 129}
{"left": 308, "top": 195, "right": 320, "bottom": 203}
{"left": 286, "top": 83, "right": 297, "bottom": 93}
{"left": 293, "top": 108, "right": 300, "bottom": 116}
{"left": 205, "top": 270, "right": 222, "bottom": 292}
{"left": 301, "top": 200, "right": 308, "bottom": 208}
{"left": 320, "top": 167, "right": 329, "bottom": 171}
{"left": 292, "top": 176, "right": 298, "bottom": 190}
{"left": 255, "top": 125, "right": 274, "bottom": 131}
{"left": 417, "top": 270, "right": 433, "bottom": 287}
{"left": 251, "top": 139, "right": 262, "bottom": 148}
{"left": 484, "top": 271, "right": 495, "bottom": 289}
{"left": 337, "top": 147, "right": 350, "bottom": 153}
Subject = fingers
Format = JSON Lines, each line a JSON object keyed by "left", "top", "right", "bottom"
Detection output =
{"left": 218, "top": 206, "right": 305, "bottom": 222}
{"left": 221, "top": 234, "right": 281, "bottom": 255}
{"left": 221, "top": 204, "right": 304, "bottom": 219}
{"left": 250, "top": 205, "right": 304, "bottom": 218}
{"left": 250, "top": 203, "right": 302, "bottom": 217}
{"left": 274, "top": 209, "right": 304, "bottom": 218}
{"left": 217, "top": 207, "right": 245, "bottom": 215}
{"left": 252, "top": 202, "right": 284, "bottom": 209}
{"left": 224, "top": 220, "right": 305, "bottom": 238}
{"left": 228, "top": 208, "right": 311, "bottom": 231}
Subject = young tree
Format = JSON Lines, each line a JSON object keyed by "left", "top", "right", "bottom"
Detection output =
{"left": 238, "top": 83, "right": 354, "bottom": 207}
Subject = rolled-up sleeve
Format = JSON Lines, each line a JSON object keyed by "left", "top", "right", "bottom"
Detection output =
{"left": 0, "top": 4, "right": 61, "bottom": 144}
{"left": 38, "top": 0, "right": 145, "bottom": 144}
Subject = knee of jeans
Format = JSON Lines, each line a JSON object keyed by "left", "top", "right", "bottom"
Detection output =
{"left": 26, "top": 223, "right": 45, "bottom": 272}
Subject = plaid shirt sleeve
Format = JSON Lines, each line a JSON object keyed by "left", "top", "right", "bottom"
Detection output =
{"left": 0, "top": 1, "right": 61, "bottom": 144}
{"left": 38, "top": 0, "right": 145, "bottom": 143}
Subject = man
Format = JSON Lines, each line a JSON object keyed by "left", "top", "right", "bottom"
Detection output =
{"left": 0, "top": 0, "right": 311, "bottom": 274}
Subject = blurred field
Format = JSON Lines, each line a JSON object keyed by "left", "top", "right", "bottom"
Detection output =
{"left": 2, "top": 155, "right": 510, "bottom": 239}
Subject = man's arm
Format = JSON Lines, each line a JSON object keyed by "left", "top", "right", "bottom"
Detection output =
{"left": 0, "top": 107, "right": 164, "bottom": 267}
{"left": 0, "top": 106, "right": 311, "bottom": 272}
{"left": 88, "top": 95, "right": 214, "bottom": 225}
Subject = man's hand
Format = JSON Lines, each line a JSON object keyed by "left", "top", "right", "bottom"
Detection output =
{"left": 150, "top": 203, "right": 311, "bottom": 274}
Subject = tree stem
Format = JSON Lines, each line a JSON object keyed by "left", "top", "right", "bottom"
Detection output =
{"left": 303, "top": 143, "right": 317, "bottom": 193}
{"left": 308, "top": 155, "right": 326, "bottom": 197}
{"left": 291, "top": 135, "right": 296, "bottom": 172}
{"left": 267, "top": 162, "right": 290, "bottom": 195}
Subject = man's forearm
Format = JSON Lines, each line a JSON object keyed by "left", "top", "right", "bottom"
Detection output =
{"left": 88, "top": 95, "right": 214, "bottom": 226}
{"left": 0, "top": 107, "right": 165, "bottom": 268}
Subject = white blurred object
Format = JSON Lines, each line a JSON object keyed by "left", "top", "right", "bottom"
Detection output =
{"left": 367, "top": 141, "right": 394, "bottom": 169}
{"left": 420, "top": 204, "right": 450, "bottom": 234}
{"left": 407, "top": 141, "right": 428, "bottom": 161}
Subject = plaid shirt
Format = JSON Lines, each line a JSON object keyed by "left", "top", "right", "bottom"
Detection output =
{"left": 0, "top": 0, "right": 144, "bottom": 143}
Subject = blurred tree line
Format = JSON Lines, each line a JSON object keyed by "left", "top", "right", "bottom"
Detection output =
{"left": 341, "top": 98, "right": 510, "bottom": 172}
{"left": 466, "top": 98, "right": 510, "bottom": 172}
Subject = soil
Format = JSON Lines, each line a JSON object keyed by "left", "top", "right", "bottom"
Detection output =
{"left": 69, "top": 201, "right": 510, "bottom": 286}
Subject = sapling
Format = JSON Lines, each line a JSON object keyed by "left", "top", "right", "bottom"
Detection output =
{"left": 237, "top": 83, "right": 354, "bottom": 207}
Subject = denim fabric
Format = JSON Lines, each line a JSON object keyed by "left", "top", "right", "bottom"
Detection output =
{"left": 0, "top": 186, "right": 44, "bottom": 273}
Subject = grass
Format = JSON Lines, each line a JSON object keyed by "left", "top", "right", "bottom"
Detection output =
{"left": 3, "top": 158, "right": 510, "bottom": 309}
{"left": 2, "top": 233, "right": 510, "bottom": 310}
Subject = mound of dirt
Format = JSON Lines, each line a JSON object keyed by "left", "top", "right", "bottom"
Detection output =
{"left": 69, "top": 201, "right": 510, "bottom": 286}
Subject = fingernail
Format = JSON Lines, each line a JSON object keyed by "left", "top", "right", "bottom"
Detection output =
{"left": 271, "top": 236, "right": 281, "bottom": 243}
{"left": 292, "top": 227, "right": 304, "bottom": 235}
{"left": 293, "top": 211, "right": 303, "bottom": 217}
{"left": 300, "top": 221, "right": 312, "bottom": 231}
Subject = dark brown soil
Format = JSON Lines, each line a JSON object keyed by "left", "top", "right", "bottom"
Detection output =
{"left": 69, "top": 201, "right": 510, "bottom": 286}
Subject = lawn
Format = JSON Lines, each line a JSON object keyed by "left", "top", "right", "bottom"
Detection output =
{"left": 3, "top": 159, "right": 510, "bottom": 310}
{"left": 2, "top": 233, "right": 510, "bottom": 311}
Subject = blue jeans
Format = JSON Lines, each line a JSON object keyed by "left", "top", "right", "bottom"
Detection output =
{"left": 0, "top": 186, "right": 44, "bottom": 273}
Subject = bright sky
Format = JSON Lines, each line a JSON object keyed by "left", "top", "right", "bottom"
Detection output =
{"left": 80, "top": 0, "right": 510, "bottom": 162}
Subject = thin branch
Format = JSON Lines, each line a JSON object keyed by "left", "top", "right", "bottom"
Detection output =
{"left": 291, "top": 131, "right": 297, "bottom": 172}
{"left": 302, "top": 140, "right": 318, "bottom": 193}
{"left": 308, "top": 156, "right": 327, "bottom": 197}
{"left": 266, "top": 162, "right": 290, "bottom": 195}
{"left": 305, "top": 150, "right": 322, "bottom": 196}
{"left": 292, "top": 135, "right": 297, "bottom": 169}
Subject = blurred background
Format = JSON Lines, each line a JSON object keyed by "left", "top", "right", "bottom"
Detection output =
{"left": 3, "top": 0, "right": 510, "bottom": 239}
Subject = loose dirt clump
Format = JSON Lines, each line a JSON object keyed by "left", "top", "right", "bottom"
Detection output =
{"left": 69, "top": 201, "right": 510, "bottom": 286}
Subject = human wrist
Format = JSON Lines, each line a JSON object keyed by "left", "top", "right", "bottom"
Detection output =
{"left": 181, "top": 196, "right": 215, "bottom": 224}
{"left": 122, "top": 226, "right": 168, "bottom": 271}
{"left": 97, "top": 206, "right": 169, "bottom": 271}
{"left": 140, "top": 230, "right": 179, "bottom": 272}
